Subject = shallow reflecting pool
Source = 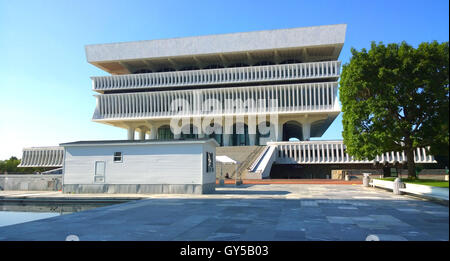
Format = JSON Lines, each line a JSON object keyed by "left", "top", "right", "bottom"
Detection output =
{"left": 0, "top": 201, "right": 120, "bottom": 227}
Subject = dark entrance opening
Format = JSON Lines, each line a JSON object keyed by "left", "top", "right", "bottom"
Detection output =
{"left": 282, "top": 121, "right": 303, "bottom": 141}
{"left": 232, "top": 123, "right": 249, "bottom": 146}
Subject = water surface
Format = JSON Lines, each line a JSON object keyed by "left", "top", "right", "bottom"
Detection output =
{"left": 0, "top": 202, "right": 119, "bottom": 227}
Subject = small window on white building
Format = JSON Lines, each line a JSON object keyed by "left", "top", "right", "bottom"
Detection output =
{"left": 113, "top": 152, "right": 122, "bottom": 163}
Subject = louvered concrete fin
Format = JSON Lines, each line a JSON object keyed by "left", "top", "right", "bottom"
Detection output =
{"left": 18, "top": 146, "right": 64, "bottom": 168}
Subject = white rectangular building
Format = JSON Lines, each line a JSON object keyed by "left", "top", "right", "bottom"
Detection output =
{"left": 61, "top": 139, "right": 218, "bottom": 194}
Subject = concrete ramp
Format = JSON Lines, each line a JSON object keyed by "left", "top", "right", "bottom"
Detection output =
{"left": 246, "top": 146, "right": 277, "bottom": 179}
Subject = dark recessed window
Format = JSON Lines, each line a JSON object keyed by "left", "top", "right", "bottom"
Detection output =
{"left": 280, "top": 59, "right": 301, "bottom": 64}
{"left": 113, "top": 152, "right": 122, "bottom": 163}
{"left": 228, "top": 63, "right": 249, "bottom": 68}
{"left": 179, "top": 66, "right": 200, "bottom": 71}
{"left": 157, "top": 68, "right": 175, "bottom": 72}
{"left": 204, "top": 64, "right": 224, "bottom": 69}
{"left": 133, "top": 69, "right": 152, "bottom": 74}
{"left": 254, "top": 61, "right": 275, "bottom": 66}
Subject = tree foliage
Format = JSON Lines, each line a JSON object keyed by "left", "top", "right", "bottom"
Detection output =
{"left": 340, "top": 41, "right": 449, "bottom": 178}
{"left": 0, "top": 156, "right": 47, "bottom": 174}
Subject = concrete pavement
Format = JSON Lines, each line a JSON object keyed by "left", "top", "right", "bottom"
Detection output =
{"left": 0, "top": 184, "right": 448, "bottom": 241}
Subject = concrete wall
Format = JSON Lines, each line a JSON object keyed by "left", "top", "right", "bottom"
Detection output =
{"left": 398, "top": 169, "right": 447, "bottom": 175}
{"left": 63, "top": 141, "right": 216, "bottom": 194}
{"left": 269, "top": 164, "right": 448, "bottom": 181}
{"left": 269, "top": 164, "right": 383, "bottom": 179}
{"left": 0, "top": 175, "right": 62, "bottom": 191}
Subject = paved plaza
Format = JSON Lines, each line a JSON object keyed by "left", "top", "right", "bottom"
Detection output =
{"left": 0, "top": 184, "right": 448, "bottom": 241}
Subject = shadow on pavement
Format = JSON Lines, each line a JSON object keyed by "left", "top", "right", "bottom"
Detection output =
{"left": 212, "top": 190, "right": 290, "bottom": 195}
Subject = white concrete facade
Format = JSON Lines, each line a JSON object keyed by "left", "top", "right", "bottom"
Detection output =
{"left": 87, "top": 25, "right": 347, "bottom": 146}
{"left": 85, "top": 24, "right": 346, "bottom": 71}
{"left": 269, "top": 141, "right": 436, "bottom": 164}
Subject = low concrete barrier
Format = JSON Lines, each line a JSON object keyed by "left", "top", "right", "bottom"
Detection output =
{"left": 0, "top": 175, "right": 62, "bottom": 191}
{"left": 370, "top": 179, "right": 449, "bottom": 201}
{"left": 371, "top": 179, "right": 396, "bottom": 190}
{"left": 400, "top": 183, "right": 449, "bottom": 201}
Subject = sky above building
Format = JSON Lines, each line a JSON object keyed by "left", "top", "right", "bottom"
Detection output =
{"left": 0, "top": 0, "right": 449, "bottom": 160}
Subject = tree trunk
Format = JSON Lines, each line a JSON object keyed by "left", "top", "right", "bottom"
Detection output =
{"left": 405, "top": 147, "right": 417, "bottom": 179}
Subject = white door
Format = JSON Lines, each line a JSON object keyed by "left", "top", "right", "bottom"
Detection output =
{"left": 94, "top": 161, "right": 105, "bottom": 183}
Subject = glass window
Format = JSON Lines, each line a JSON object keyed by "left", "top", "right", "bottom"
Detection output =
{"left": 95, "top": 161, "right": 105, "bottom": 176}
{"left": 157, "top": 125, "right": 174, "bottom": 140}
{"left": 113, "top": 152, "right": 122, "bottom": 163}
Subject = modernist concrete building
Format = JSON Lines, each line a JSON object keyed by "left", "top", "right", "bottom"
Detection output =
{"left": 18, "top": 24, "right": 436, "bottom": 185}
{"left": 86, "top": 24, "right": 346, "bottom": 145}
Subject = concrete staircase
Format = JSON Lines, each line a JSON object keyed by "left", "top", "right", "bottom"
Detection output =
{"left": 216, "top": 146, "right": 266, "bottom": 180}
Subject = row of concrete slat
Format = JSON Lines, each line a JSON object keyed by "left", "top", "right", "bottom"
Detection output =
{"left": 92, "top": 61, "right": 341, "bottom": 91}
{"left": 94, "top": 82, "right": 339, "bottom": 119}
{"left": 18, "top": 147, "right": 64, "bottom": 167}
{"left": 272, "top": 142, "right": 436, "bottom": 164}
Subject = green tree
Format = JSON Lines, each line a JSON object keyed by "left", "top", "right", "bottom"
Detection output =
{"left": 0, "top": 156, "right": 47, "bottom": 174}
{"left": 0, "top": 160, "right": 4, "bottom": 173}
{"left": 0, "top": 156, "right": 20, "bottom": 173}
{"left": 340, "top": 41, "right": 449, "bottom": 179}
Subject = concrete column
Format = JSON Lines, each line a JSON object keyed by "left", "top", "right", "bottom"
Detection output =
{"left": 249, "top": 134, "right": 256, "bottom": 146}
{"left": 193, "top": 117, "right": 204, "bottom": 138}
{"left": 196, "top": 124, "right": 205, "bottom": 139}
{"left": 139, "top": 130, "right": 146, "bottom": 140}
{"left": 248, "top": 119, "right": 257, "bottom": 145}
{"left": 223, "top": 124, "right": 233, "bottom": 146}
{"left": 223, "top": 116, "right": 234, "bottom": 146}
{"left": 149, "top": 125, "right": 157, "bottom": 140}
{"left": 276, "top": 123, "right": 283, "bottom": 141}
{"left": 127, "top": 127, "right": 135, "bottom": 140}
{"left": 302, "top": 122, "right": 311, "bottom": 141}
{"left": 223, "top": 134, "right": 230, "bottom": 146}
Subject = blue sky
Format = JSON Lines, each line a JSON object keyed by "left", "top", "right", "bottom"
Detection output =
{"left": 0, "top": 0, "right": 448, "bottom": 159}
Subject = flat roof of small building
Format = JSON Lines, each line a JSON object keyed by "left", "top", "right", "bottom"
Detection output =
{"left": 60, "top": 138, "right": 220, "bottom": 147}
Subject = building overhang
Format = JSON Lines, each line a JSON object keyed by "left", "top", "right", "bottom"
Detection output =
{"left": 85, "top": 24, "right": 347, "bottom": 75}
{"left": 310, "top": 112, "right": 341, "bottom": 138}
